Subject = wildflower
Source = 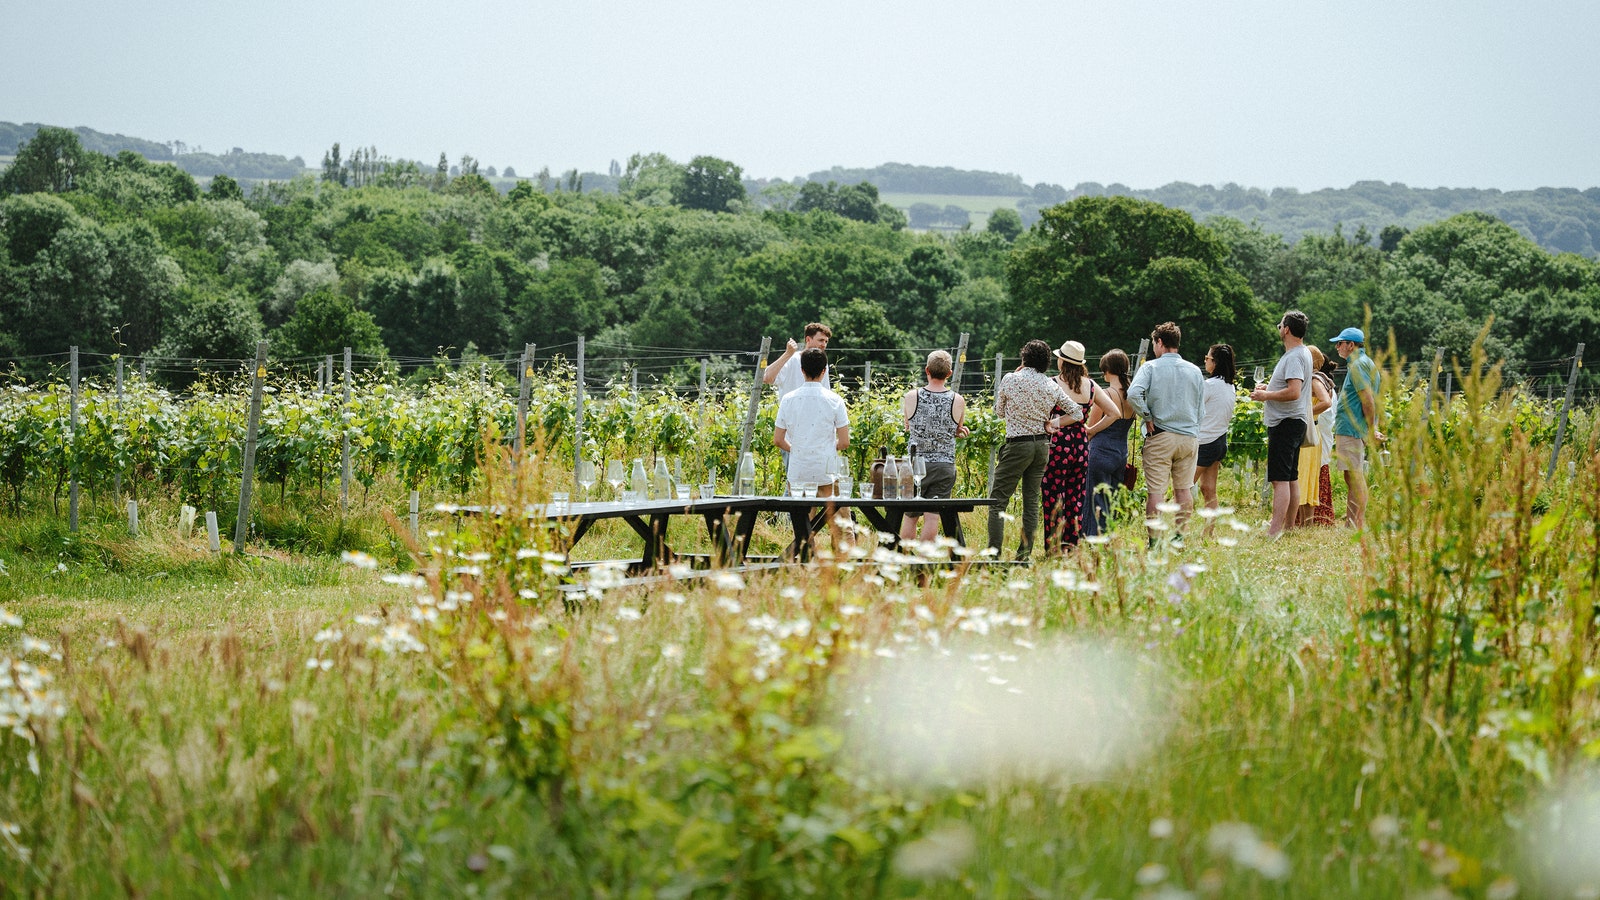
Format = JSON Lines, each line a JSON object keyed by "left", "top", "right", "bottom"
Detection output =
{"left": 305, "top": 657, "right": 333, "bottom": 671}
{"left": 663, "top": 592, "right": 686, "bottom": 605}
{"left": 313, "top": 628, "right": 342, "bottom": 643}
{"left": 667, "top": 563, "right": 692, "bottom": 579}
{"left": 998, "top": 511, "right": 1015, "bottom": 522}
{"left": 711, "top": 572, "right": 745, "bottom": 592}
{"left": 1135, "top": 863, "right": 1168, "bottom": 886}
{"left": 20, "top": 636, "right": 51, "bottom": 655}
{"left": 340, "top": 550, "right": 378, "bottom": 570}
{"left": 1083, "top": 534, "right": 1111, "bottom": 545}
{"left": 1150, "top": 818, "right": 1175, "bottom": 839}
{"left": 1155, "top": 501, "right": 1181, "bottom": 515}
{"left": 840, "top": 604, "right": 864, "bottom": 617}
{"left": 661, "top": 643, "right": 684, "bottom": 660}
{"left": 615, "top": 606, "right": 642, "bottom": 622}
{"left": 1005, "top": 579, "right": 1032, "bottom": 592}
{"left": 353, "top": 614, "right": 381, "bottom": 627}
{"left": 715, "top": 597, "right": 742, "bottom": 615}
{"left": 893, "top": 821, "right": 975, "bottom": 880}
{"left": 0, "top": 608, "right": 22, "bottom": 628}
{"left": 1145, "top": 518, "right": 1170, "bottom": 531}
{"left": 780, "top": 585, "right": 805, "bottom": 600}
{"left": 1368, "top": 814, "right": 1400, "bottom": 843}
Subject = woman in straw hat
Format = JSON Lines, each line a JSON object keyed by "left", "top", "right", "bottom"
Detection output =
{"left": 1042, "top": 340, "right": 1123, "bottom": 551}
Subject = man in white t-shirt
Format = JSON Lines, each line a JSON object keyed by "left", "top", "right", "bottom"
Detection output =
{"left": 763, "top": 322, "right": 832, "bottom": 398}
{"left": 774, "top": 348, "right": 850, "bottom": 556}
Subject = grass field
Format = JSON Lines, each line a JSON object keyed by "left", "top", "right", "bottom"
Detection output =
{"left": 2, "top": 361, "right": 1597, "bottom": 897}
{"left": 879, "top": 192, "right": 1030, "bottom": 229}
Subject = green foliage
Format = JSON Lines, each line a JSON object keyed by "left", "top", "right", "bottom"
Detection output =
{"left": 673, "top": 155, "right": 746, "bottom": 212}
{"left": 271, "top": 287, "right": 385, "bottom": 360}
{"left": 1006, "top": 196, "right": 1276, "bottom": 361}
{"left": 0, "top": 126, "right": 94, "bottom": 195}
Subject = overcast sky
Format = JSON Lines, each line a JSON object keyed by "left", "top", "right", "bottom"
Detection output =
{"left": 4, "top": 0, "right": 1596, "bottom": 191}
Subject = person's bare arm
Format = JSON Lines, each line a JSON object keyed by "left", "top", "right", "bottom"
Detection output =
{"left": 774, "top": 427, "right": 791, "bottom": 452}
{"left": 762, "top": 338, "right": 799, "bottom": 385}
{"left": 953, "top": 393, "right": 970, "bottom": 438}
{"left": 1360, "top": 389, "right": 1385, "bottom": 442}
{"left": 1311, "top": 378, "right": 1332, "bottom": 417}
{"left": 835, "top": 425, "right": 850, "bottom": 452}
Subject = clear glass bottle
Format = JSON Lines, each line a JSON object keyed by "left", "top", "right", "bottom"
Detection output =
{"left": 738, "top": 452, "right": 757, "bottom": 497}
{"left": 630, "top": 458, "right": 649, "bottom": 500}
{"left": 653, "top": 457, "right": 671, "bottom": 500}
{"left": 881, "top": 456, "right": 900, "bottom": 500}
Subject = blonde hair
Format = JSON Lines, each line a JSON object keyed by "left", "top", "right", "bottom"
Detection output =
{"left": 925, "top": 350, "right": 953, "bottom": 379}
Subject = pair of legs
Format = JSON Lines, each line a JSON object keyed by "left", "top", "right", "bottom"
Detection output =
{"left": 1335, "top": 435, "right": 1370, "bottom": 527}
{"left": 1082, "top": 442, "right": 1125, "bottom": 537}
{"left": 901, "top": 461, "right": 957, "bottom": 543}
{"left": 1194, "top": 435, "right": 1227, "bottom": 511}
{"left": 1142, "top": 432, "right": 1198, "bottom": 542}
{"left": 1265, "top": 419, "right": 1307, "bottom": 537}
{"left": 988, "top": 438, "right": 1051, "bottom": 559}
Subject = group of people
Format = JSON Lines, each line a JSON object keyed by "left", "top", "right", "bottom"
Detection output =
{"left": 763, "top": 314, "right": 1384, "bottom": 560}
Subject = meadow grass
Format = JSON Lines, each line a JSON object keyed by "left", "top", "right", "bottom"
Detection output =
{"left": 2, "top": 361, "right": 1596, "bottom": 898}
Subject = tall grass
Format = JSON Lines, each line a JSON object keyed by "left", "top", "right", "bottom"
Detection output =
{"left": 2, "top": 363, "right": 1598, "bottom": 896}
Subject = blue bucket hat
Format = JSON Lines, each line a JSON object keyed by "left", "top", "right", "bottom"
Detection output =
{"left": 1329, "top": 327, "right": 1365, "bottom": 344}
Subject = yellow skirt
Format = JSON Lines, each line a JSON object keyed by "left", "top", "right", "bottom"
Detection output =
{"left": 1297, "top": 442, "right": 1321, "bottom": 505}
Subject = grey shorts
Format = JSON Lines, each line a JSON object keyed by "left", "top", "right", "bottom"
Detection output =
{"left": 920, "top": 461, "right": 957, "bottom": 498}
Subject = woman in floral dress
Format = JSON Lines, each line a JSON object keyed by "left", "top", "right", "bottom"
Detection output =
{"left": 1042, "top": 340, "right": 1122, "bottom": 551}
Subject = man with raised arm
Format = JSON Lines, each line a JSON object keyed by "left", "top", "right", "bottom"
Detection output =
{"left": 763, "top": 322, "right": 832, "bottom": 398}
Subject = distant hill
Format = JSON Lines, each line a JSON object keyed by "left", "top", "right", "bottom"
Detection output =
{"left": 0, "top": 121, "right": 307, "bottom": 182}
{"left": 809, "top": 164, "right": 1600, "bottom": 257}
{"left": 6, "top": 123, "right": 1596, "bottom": 256}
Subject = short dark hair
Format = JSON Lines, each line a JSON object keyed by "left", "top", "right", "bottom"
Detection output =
{"left": 1280, "top": 311, "right": 1308, "bottom": 339}
{"left": 804, "top": 322, "right": 832, "bottom": 340}
{"left": 924, "top": 350, "right": 952, "bottom": 380}
{"left": 1207, "top": 343, "right": 1237, "bottom": 385}
{"left": 1020, "top": 339, "right": 1052, "bottom": 372}
{"left": 1151, "top": 322, "right": 1181, "bottom": 351}
{"left": 799, "top": 347, "right": 828, "bottom": 379}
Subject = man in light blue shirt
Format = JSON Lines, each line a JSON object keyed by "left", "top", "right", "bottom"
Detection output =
{"left": 1127, "top": 321, "right": 1205, "bottom": 539}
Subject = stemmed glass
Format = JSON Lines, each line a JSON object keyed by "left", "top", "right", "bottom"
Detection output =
{"left": 605, "top": 460, "right": 625, "bottom": 500}
{"left": 577, "top": 461, "right": 596, "bottom": 501}
{"left": 912, "top": 456, "right": 927, "bottom": 498}
{"left": 1253, "top": 365, "right": 1266, "bottom": 388}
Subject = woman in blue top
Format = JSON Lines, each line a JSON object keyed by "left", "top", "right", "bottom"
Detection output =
{"left": 1080, "top": 348, "right": 1137, "bottom": 539}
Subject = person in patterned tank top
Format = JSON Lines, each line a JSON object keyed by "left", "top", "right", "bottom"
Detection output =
{"left": 900, "top": 350, "right": 969, "bottom": 542}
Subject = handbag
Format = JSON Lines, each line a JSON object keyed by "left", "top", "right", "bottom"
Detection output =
{"left": 1123, "top": 461, "right": 1139, "bottom": 490}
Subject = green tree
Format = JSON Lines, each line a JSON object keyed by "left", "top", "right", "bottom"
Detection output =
{"left": 154, "top": 288, "right": 263, "bottom": 365}
{"left": 207, "top": 174, "right": 245, "bottom": 202}
{"left": 272, "top": 286, "right": 385, "bottom": 359}
{"left": 619, "top": 153, "right": 683, "bottom": 207}
{"left": 673, "top": 155, "right": 746, "bottom": 212}
{"left": 1, "top": 126, "right": 94, "bottom": 195}
{"left": 1005, "top": 196, "right": 1275, "bottom": 361}
{"left": 985, "top": 208, "right": 1023, "bottom": 242}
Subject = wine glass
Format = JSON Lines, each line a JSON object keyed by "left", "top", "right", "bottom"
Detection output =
{"left": 605, "top": 460, "right": 625, "bottom": 500}
{"left": 1253, "top": 365, "right": 1266, "bottom": 387}
{"left": 577, "top": 461, "right": 596, "bottom": 501}
{"left": 912, "top": 456, "right": 927, "bottom": 498}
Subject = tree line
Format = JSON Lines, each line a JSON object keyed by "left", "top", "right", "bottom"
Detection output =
{"left": 3, "top": 128, "right": 1597, "bottom": 388}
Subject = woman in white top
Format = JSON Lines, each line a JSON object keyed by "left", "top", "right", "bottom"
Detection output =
{"left": 1195, "top": 343, "right": 1238, "bottom": 511}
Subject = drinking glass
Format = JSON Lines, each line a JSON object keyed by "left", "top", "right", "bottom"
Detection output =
{"left": 858, "top": 481, "right": 873, "bottom": 500}
{"left": 1253, "top": 365, "right": 1266, "bottom": 387}
{"left": 789, "top": 481, "right": 805, "bottom": 498}
{"left": 675, "top": 484, "right": 692, "bottom": 501}
{"left": 605, "top": 460, "right": 625, "bottom": 500}
{"left": 549, "top": 492, "right": 570, "bottom": 514}
{"left": 701, "top": 480, "right": 716, "bottom": 500}
{"left": 577, "top": 461, "right": 596, "bottom": 501}
{"left": 837, "top": 476, "right": 854, "bottom": 499}
{"left": 912, "top": 456, "right": 927, "bottom": 498}
{"left": 800, "top": 482, "right": 817, "bottom": 499}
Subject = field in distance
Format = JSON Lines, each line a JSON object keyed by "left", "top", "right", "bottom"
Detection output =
{"left": 879, "top": 191, "right": 1029, "bottom": 229}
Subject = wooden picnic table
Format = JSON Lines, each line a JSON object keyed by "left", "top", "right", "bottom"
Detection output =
{"left": 443, "top": 495, "right": 998, "bottom": 573}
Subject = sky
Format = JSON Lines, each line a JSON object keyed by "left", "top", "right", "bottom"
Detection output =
{"left": 3, "top": 0, "right": 1598, "bottom": 191}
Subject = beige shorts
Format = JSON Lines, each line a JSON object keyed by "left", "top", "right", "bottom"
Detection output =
{"left": 1143, "top": 431, "right": 1199, "bottom": 499}
{"left": 1334, "top": 435, "right": 1366, "bottom": 472}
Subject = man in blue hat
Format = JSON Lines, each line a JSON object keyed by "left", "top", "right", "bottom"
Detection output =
{"left": 1330, "top": 326, "right": 1383, "bottom": 527}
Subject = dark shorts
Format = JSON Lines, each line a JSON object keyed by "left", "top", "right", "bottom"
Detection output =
{"left": 1266, "top": 419, "right": 1307, "bottom": 483}
{"left": 1196, "top": 434, "right": 1228, "bottom": 468}
{"left": 920, "top": 461, "right": 957, "bottom": 499}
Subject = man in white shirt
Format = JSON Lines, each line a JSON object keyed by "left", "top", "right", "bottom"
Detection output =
{"left": 763, "top": 322, "right": 832, "bottom": 398}
{"left": 774, "top": 348, "right": 850, "bottom": 556}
